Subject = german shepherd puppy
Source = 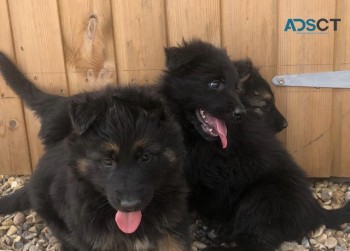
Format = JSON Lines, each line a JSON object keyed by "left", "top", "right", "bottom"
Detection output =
{"left": 234, "top": 58, "right": 288, "bottom": 133}
{"left": 159, "top": 40, "right": 350, "bottom": 251}
{"left": 0, "top": 54, "right": 190, "bottom": 250}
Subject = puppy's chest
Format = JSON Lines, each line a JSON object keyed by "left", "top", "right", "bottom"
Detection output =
{"left": 85, "top": 224, "right": 162, "bottom": 251}
{"left": 95, "top": 235, "right": 169, "bottom": 251}
{"left": 189, "top": 149, "right": 251, "bottom": 194}
{"left": 191, "top": 151, "right": 241, "bottom": 180}
{"left": 89, "top": 232, "right": 155, "bottom": 251}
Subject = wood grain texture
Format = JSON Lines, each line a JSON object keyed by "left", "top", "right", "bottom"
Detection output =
{"left": 8, "top": 0, "right": 69, "bottom": 168}
{"left": 112, "top": 0, "right": 167, "bottom": 84}
{"left": 58, "top": 0, "right": 117, "bottom": 94}
{"left": 277, "top": 0, "right": 336, "bottom": 176}
{"left": 332, "top": 0, "right": 350, "bottom": 177}
{"left": 166, "top": 0, "right": 221, "bottom": 46}
{"left": 0, "top": 0, "right": 31, "bottom": 174}
{"left": 221, "top": 0, "right": 277, "bottom": 67}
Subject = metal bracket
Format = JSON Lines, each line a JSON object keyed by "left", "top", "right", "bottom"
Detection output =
{"left": 272, "top": 71, "right": 350, "bottom": 88}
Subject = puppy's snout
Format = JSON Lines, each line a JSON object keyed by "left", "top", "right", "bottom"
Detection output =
{"left": 233, "top": 106, "right": 246, "bottom": 121}
{"left": 120, "top": 199, "right": 142, "bottom": 212}
{"left": 281, "top": 120, "right": 288, "bottom": 129}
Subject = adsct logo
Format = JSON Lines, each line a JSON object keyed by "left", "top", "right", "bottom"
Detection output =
{"left": 284, "top": 18, "right": 341, "bottom": 34}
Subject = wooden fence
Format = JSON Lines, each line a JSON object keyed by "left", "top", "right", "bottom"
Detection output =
{"left": 0, "top": 0, "right": 349, "bottom": 177}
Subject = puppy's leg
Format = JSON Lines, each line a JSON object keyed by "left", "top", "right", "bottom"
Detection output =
{"left": 231, "top": 181, "right": 323, "bottom": 251}
{"left": 202, "top": 235, "right": 270, "bottom": 251}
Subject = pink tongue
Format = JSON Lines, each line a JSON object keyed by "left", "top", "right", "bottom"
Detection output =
{"left": 214, "top": 119, "right": 227, "bottom": 149}
{"left": 115, "top": 211, "right": 142, "bottom": 234}
{"left": 205, "top": 113, "right": 228, "bottom": 149}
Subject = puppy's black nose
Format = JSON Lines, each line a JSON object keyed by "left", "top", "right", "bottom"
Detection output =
{"left": 120, "top": 199, "right": 141, "bottom": 211}
{"left": 233, "top": 107, "right": 246, "bottom": 121}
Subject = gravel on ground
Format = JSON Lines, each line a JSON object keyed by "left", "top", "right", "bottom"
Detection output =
{"left": 0, "top": 175, "right": 350, "bottom": 251}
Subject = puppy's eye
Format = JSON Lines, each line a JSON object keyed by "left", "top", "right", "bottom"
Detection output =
{"left": 208, "top": 80, "right": 222, "bottom": 89}
{"left": 102, "top": 158, "right": 113, "bottom": 167}
{"left": 260, "top": 103, "right": 270, "bottom": 110}
{"left": 140, "top": 153, "right": 152, "bottom": 162}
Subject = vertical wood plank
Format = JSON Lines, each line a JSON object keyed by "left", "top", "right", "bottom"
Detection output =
{"left": 8, "top": 0, "right": 69, "bottom": 167}
{"left": 332, "top": 0, "right": 350, "bottom": 177}
{"left": 0, "top": 0, "right": 32, "bottom": 174}
{"left": 58, "top": 0, "right": 118, "bottom": 94}
{"left": 221, "top": 0, "right": 277, "bottom": 71}
{"left": 166, "top": 0, "right": 221, "bottom": 46}
{"left": 277, "top": 0, "right": 336, "bottom": 176}
{"left": 112, "top": 0, "right": 167, "bottom": 84}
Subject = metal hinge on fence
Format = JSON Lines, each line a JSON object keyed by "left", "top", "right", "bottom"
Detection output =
{"left": 272, "top": 71, "right": 350, "bottom": 88}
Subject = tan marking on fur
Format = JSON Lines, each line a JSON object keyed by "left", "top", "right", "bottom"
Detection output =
{"left": 253, "top": 90, "right": 272, "bottom": 100}
{"left": 157, "top": 234, "right": 187, "bottom": 251}
{"left": 133, "top": 237, "right": 152, "bottom": 251}
{"left": 133, "top": 139, "right": 149, "bottom": 150}
{"left": 248, "top": 97, "right": 266, "bottom": 107}
{"left": 77, "top": 159, "right": 89, "bottom": 174}
{"left": 254, "top": 108, "right": 263, "bottom": 116}
{"left": 164, "top": 148, "right": 176, "bottom": 162}
{"left": 239, "top": 73, "right": 251, "bottom": 84}
{"left": 261, "top": 91, "right": 272, "bottom": 101}
{"left": 238, "top": 74, "right": 251, "bottom": 92}
{"left": 102, "top": 142, "right": 119, "bottom": 153}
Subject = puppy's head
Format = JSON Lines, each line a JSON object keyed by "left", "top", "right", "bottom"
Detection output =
{"left": 234, "top": 59, "right": 288, "bottom": 133}
{"left": 67, "top": 86, "right": 184, "bottom": 234}
{"left": 162, "top": 39, "right": 246, "bottom": 148}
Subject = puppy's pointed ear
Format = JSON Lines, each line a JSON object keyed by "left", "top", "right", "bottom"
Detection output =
{"left": 69, "top": 94, "right": 106, "bottom": 135}
{"left": 234, "top": 58, "right": 253, "bottom": 91}
{"left": 164, "top": 47, "right": 195, "bottom": 72}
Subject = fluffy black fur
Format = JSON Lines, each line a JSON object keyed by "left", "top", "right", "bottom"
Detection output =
{"left": 159, "top": 40, "right": 350, "bottom": 251}
{"left": 0, "top": 68, "right": 191, "bottom": 250}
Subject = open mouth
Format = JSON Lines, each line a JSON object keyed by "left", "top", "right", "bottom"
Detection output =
{"left": 195, "top": 109, "right": 228, "bottom": 148}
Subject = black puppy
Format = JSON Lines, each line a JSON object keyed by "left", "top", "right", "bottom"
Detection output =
{"left": 234, "top": 58, "right": 288, "bottom": 133}
{"left": 161, "top": 40, "right": 246, "bottom": 150}
{"left": 160, "top": 40, "right": 350, "bottom": 251}
{"left": 0, "top": 59, "right": 190, "bottom": 250}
